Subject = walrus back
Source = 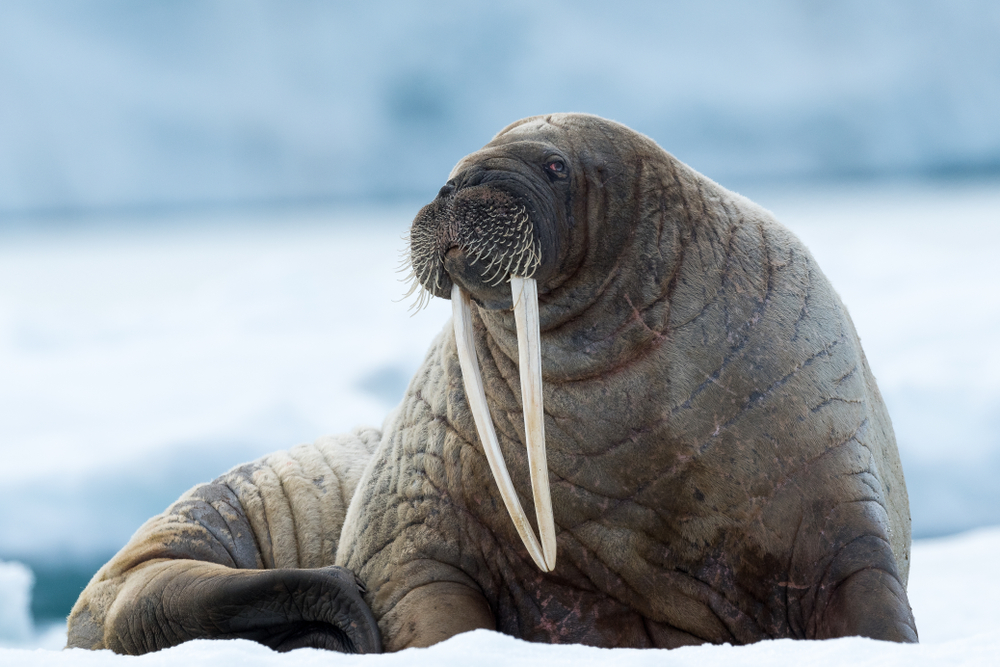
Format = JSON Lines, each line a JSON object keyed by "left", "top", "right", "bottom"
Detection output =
{"left": 717, "top": 192, "right": 911, "bottom": 584}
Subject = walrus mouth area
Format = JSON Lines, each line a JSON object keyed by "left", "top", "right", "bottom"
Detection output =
{"left": 403, "top": 185, "right": 541, "bottom": 311}
{"left": 452, "top": 279, "right": 556, "bottom": 572}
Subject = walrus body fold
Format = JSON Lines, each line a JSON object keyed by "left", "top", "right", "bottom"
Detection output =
{"left": 69, "top": 114, "right": 917, "bottom": 653}
{"left": 67, "top": 429, "right": 383, "bottom": 653}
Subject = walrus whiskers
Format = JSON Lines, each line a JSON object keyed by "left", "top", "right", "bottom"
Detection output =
{"left": 398, "top": 229, "right": 438, "bottom": 313}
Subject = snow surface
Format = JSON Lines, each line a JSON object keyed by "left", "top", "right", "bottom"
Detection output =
{"left": 1, "top": 527, "right": 999, "bottom": 664}
{"left": 4, "top": 631, "right": 1000, "bottom": 667}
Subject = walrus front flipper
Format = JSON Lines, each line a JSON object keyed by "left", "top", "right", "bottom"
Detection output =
{"left": 104, "top": 561, "right": 380, "bottom": 654}
{"left": 812, "top": 535, "right": 918, "bottom": 643}
{"left": 67, "top": 429, "right": 383, "bottom": 653}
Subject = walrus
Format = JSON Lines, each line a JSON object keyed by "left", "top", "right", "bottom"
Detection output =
{"left": 67, "top": 113, "right": 917, "bottom": 653}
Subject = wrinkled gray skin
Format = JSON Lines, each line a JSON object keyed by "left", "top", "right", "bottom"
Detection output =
{"left": 68, "top": 114, "right": 917, "bottom": 653}
{"left": 67, "top": 430, "right": 384, "bottom": 653}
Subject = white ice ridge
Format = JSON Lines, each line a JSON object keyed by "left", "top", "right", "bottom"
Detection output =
{"left": 0, "top": 561, "right": 33, "bottom": 644}
{"left": 4, "top": 627, "right": 999, "bottom": 667}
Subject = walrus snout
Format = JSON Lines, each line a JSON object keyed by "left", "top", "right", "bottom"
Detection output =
{"left": 406, "top": 181, "right": 542, "bottom": 309}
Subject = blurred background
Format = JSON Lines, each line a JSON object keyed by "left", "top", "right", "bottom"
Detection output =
{"left": 1, "top": 0, "right": 999, "bottom": 646}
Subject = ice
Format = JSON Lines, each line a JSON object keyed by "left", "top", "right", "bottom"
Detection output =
{"left": 0, "top": 561, "right": 33, "bottom": 643}
{"left": 2, "top": 2, "right": 1000, "bottom": 213}
{"left": 2, "top": 527, "right": 1000, "bottom": 662}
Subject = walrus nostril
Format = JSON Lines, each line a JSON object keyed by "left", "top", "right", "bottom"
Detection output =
{"left": 438, "top": 183, "right": 455, "bottom": 198}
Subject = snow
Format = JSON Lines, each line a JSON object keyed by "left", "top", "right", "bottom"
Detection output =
{"left": 1, "top": 527, "right": 999, "bottom": 663}
{"left": 1, "top": 631, "right": 998, "bottom": 667}
{"left": 906, "top": 528, "right": 1000, "bottom": 644}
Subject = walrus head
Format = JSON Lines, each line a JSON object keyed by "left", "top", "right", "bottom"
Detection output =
{"left": 406, "top": 114, "right": 659, "bottom": 572}
{"left": 406, "top": 130, "right": 573, "bottom": 311}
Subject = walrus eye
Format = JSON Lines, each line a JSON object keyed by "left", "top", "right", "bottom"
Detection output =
{"left": 544, "top": 158, "right": 566, "bottom": 176}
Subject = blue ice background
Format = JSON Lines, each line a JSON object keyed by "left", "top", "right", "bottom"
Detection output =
{"left": 3, "top": 1, "right": 999, "bottom": 215}
{"left": 1, "top": 1, "right": 999, "bottom": 625}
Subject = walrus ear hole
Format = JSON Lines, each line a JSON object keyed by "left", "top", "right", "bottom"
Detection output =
{"left": 544, "top": 158, "right": 568, "bottom": 179}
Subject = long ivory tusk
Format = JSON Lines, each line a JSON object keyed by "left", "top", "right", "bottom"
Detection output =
{"left": 510, "top": 276, "right": 557, "bottom": 571}
{"left": 452, "top": 284, "right": 551, "bottom": 571}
